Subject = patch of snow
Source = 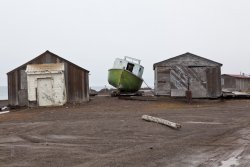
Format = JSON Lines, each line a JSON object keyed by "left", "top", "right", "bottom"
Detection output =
{"left": 219, "top": 157, "right": 240, "bottom": 167}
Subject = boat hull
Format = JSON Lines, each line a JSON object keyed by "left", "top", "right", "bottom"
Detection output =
{"left": 108, "top": 69, "right": 143, "bottom": 92}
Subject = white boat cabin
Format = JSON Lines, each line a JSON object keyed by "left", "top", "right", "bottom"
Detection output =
{"left": 113, "top": 56, "right": 144, "bottom": 78}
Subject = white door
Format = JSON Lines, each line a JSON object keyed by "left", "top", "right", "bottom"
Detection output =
{"left": 37, "top": 78, "right": 54, "bottom": 106}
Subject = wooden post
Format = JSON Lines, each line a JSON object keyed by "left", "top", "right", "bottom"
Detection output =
{"left": 186, "top": 76, "right": 192, "bottom": 103}
{"left": 186, "top": 90, "right": 192, "bottom": 103}
{"left": 142, "top": 115, "right": 181, "bottom": 129}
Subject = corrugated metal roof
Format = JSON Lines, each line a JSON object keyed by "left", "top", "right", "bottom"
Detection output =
{"left": 26, "top": 63, "right": 64, "bottom": 74}
{"left": 222, "top": 74, "right": 250, "bottom": 79}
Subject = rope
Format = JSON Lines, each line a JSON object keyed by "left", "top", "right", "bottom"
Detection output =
{"left": 143, "top": 80, "right": 155, "bottom": 94}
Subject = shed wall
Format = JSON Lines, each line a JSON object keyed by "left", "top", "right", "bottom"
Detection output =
{"left": 236, "top": 78, "right": 250, "bottom": 91}
{"left": 66, "top": 63, "right": 89, "bottom": 103}
{"left": 222, "top": 76, "right": 236, "bottom": 91}
{"left": 8, "top": 71, "right": 18, "bottom": 106}
{"left": 222, "top": 76, "right": 250, "bottom": 92}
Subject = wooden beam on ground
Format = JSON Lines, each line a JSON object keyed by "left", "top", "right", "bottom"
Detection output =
{"left": 0, "top": 111, "right": 10, "bottom": 115}
{"left": 142, "top": 115, "right": 181, "bottom": 129}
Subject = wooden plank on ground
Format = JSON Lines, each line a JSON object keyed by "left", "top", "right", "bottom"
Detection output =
{"left": 142, "top": 115, "right": 181, "bottom": 129}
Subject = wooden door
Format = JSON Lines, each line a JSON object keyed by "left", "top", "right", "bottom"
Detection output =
{"left": 155, "top": 67, "right": 171, "bottom": 95}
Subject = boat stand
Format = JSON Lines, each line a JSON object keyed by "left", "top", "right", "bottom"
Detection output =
{"left": 111, "top": 90, "right": 143, "bottom": 97}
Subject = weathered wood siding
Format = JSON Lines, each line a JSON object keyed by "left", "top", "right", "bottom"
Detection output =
{"left": 222, "top": 75, "right": 250, "bottom": 92}
{"left": 154, "top": 67, "right": 171, "bottom": 95}
{"left": 236, "top": 79, "right": 250, "bottom": 91}
{"left": 206, "top": 67, "right": 221, "bottom": 98}
{"left": 222, "top": 76, "right": 236, "bottom": 91}
{"left": 66, "top": 63, "right": 89, "bottom": 103}
{"left": 8, "top": 71, "right": 18, "bottom": 106}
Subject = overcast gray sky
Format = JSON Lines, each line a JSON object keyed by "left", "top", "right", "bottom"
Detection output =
{"left": 0, "top": 0, "right": 250, "bottom": 87}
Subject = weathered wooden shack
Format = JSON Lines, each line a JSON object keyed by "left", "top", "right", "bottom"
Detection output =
{"left": 221, "top": 74, "right": 250, "bottom": 92}
{"left": 7, "top": 50, "right": 89, "bottom": 107}
{"left": 153, "top": 52, "right": 222, "bottom": 98}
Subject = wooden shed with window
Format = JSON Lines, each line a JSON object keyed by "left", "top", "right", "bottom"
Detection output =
{"left": 7, "top": 50, "right": 89, "bottom": 107}
{"left": 153, "top": 52, "right": 222, "bottom": 98}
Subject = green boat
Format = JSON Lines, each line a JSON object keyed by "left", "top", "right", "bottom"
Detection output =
{"left": 108, "top": 56, "right": 144, "bottom": 93}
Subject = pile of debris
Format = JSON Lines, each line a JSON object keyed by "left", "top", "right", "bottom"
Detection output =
{"left": 222, "top": 89, "right": 250, "bottom": 98}
{"left": 89, "top": 87, "right": 116, "bottom": 96}
{"left": 89, "top": 89, "right": 98, "bottom": 96}
{"left": 140, "top": 87, "right": 154, "bottom": 96}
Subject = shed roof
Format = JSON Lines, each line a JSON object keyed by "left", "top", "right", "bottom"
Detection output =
{"left": 222, "top": 74, "right": 250, "bottom": 79}
{"left": 153, "top": 52, "right": 222, "bottom": 69}
{"left": 7, "top": 50, "right": 89, "bottom": 74}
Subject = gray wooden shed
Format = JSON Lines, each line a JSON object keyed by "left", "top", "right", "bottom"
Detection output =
{"left": 221, "top": 74, "right": 250, "bottom": 92}
{"left": 7, "top": 50, "right": 90, "bottom": 107}
{"left": 153, "top": 52, "right": 222, "bottom": 98}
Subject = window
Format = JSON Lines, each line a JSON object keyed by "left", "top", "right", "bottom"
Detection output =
{"left": 126, "top": 63, "right": 134, "bottom": 72}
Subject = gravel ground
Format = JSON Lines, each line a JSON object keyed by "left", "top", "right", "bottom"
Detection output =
{"left": 0, "top": 100, "right": 8, "bottom": 108}
{"left": 0, "top": 96, "right": 250, "bottom": 167}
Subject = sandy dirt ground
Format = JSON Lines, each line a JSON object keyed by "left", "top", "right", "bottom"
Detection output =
{"left": 0, "top": 96, "right": 250, "bottom": 167}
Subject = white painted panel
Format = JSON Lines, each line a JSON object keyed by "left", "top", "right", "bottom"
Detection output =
{"left": 26, "top": 63, "right": 64, "bottom": 74}
{"left": 27, "top": 75, "right": 38, "bottom": 101}
{"left": 52, "top": 74, "right": 67, "bottom": 105}
{"left": 26, "top": 63, "right": 67, "bottom": 106}
{"left": 37, "top": 78, "right": 54, "bottom": 106}
{"left": 132, "top": 64, "right": 144, "bottom": 78}
{"left": 113, "top": 58, "right": 127, "bottom": 69}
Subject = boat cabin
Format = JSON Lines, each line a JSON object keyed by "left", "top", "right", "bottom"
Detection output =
{"left": 113, "top": 56, "right": 144, "bottom": 78}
